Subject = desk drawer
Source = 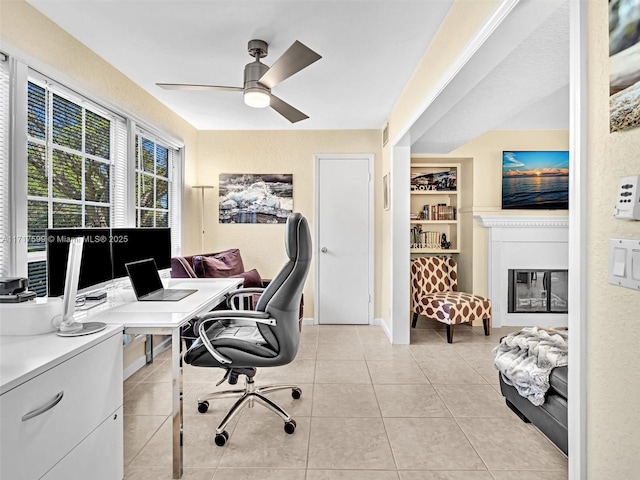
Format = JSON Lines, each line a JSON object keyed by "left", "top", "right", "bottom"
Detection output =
{"left": 0, "top": 334, "right": 122, "bottom": 480}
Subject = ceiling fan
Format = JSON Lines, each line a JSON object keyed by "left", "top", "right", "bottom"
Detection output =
{"left": 157, "top": 39, "right": 321, "bottom": 123}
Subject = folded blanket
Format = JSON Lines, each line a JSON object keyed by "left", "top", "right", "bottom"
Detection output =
{"left": 493, "top": 326, "right": 568, "bottom": 406}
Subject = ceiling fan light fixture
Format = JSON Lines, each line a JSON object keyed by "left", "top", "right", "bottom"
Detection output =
{"left": 244, "top": 88, "right": 270, "bottom": 108}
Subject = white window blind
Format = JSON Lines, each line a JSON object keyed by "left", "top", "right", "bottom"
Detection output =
{"left": 135, "top": 131, "right": 182, "bottom": 257}
{"left": 0, "top": 53, "right": 10, "bottom": 277}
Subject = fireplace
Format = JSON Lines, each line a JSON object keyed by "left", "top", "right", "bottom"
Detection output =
{"left": 508, "top": 269, "right": 568, "bottom": 313}
{"left": 474, "top": 215, "right": 569, "bottom": 328}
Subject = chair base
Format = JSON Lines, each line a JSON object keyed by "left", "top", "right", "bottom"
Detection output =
{"left": 197, "top": 372, "right": 301, "bottom": 446}
{"left": 412, "top": 313, "right": 491, "bottom": 343}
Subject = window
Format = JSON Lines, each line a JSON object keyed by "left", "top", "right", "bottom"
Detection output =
{"left": 0, "top": 60, "right": 184, "bottom": 296}
{"left": 135, "top": 134, "right": 170, "bottom": 228}
{"left": 135, "top": 132, "right": 182, "bottom": 257}
{"left": 25, "top": 79, "right": 121, "bottom": 295}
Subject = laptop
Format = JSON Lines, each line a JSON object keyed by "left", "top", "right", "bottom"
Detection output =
{"left": 125, "top": 258, "right": 196, "bottom": 302}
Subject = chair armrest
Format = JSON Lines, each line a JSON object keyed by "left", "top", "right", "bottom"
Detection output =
{"left": 195, "top": 310, "right": 276, "bottom": 365}
{"left": 226, "top": 287, "right": 266, "bottom": 309}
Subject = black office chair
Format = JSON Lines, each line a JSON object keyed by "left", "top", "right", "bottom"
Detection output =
{"left": 183, "top": 212, "right": 312, "bottom": 446}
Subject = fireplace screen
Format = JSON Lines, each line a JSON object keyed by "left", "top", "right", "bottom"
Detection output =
{"left": 508, "top": 270, "right": 568, "bottom": 313}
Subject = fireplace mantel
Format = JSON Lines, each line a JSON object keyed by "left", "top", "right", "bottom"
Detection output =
{"left": 474, "top": 215, "right": 569, "bottom": 229}
{"left": 474, "top": 214, "right": 569, "bottom": 328}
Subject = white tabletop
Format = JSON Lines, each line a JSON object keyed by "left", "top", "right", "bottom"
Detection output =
{"left": 1, "top": 277, "right": 242, "bottom": 394}
{"left": 89, "top": 277, "right": 243, "bottom": 330}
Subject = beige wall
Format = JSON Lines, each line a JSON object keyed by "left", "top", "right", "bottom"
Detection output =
{"left": 195, "top": 130, "right": 382, "bottom": 318}
{"left": 587, "top": 1, "right": 640, "bottom": 476}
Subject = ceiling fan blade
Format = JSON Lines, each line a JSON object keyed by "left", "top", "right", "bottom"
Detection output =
{"left": 156, "top": 83, "right": 243, "bottom": 92}
{"left": 269, "top": 94, "right": 309, "bottom": 123}
{"left": 259, "top": 41, "right": 322, "bottom": 89}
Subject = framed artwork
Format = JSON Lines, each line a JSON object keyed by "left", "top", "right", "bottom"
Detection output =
{"left": 502, "top": 151, "right": 569, "bottom": 210}
{"left": 383, "top": 173, "right": 390, "bottom": 210}
{"left": 219, "top": 173, "right": 293, "bottom": 223}
{"left": 609, "top": 0, "right": 640, "bottom": 132}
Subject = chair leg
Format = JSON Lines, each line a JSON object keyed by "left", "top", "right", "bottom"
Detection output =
{"left": 483, "top": 317, "right": 491, "bottom": 336}
{"left": 412, "top": 313, "right": 419, "bottom": 328}
{"left": 446, "top": 324, "right": 454, "bottom": 344}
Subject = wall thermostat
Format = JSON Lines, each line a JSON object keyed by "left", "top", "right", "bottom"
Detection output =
{"left": 613, "top": 175, "right": 640, "bottom": 221}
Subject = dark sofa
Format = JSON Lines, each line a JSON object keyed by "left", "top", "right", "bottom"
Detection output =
{"left": 499, "top": 365, "right": 568, "bottom": 455}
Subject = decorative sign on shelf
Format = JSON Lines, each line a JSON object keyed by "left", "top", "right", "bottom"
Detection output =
{"left": 410, "top": 170, "right": 456, "bottom": 191}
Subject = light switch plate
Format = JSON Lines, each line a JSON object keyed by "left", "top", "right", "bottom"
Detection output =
{"left": 613, "top": 175, "right": 640, "bottom": 221}
{"left": 609, "top": 238, "right": 640, "bottom": 290}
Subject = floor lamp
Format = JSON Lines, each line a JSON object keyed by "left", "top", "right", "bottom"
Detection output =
{"left": 193, "top": 185, "right": 214, "bottom": 252}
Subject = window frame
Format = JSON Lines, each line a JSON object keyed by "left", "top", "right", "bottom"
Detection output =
{"left": 1, "top": 56, "right": 185, "bottom": 292}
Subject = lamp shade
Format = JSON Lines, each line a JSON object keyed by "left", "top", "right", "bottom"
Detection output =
{"left": 244, "top": 88, "right": 270, "bottom": 108}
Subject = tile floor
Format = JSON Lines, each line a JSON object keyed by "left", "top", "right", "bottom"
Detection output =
{"left": 122, "top": 319, "right": 567, "bottom": 480}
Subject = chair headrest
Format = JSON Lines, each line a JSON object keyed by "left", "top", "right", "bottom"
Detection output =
{"left": 285, "top": 213, "right": 311, "bottom": 262}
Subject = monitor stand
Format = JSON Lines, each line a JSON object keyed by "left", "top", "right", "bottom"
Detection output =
{"left": 55, "top": 237, "right": 107, "bottom": 337}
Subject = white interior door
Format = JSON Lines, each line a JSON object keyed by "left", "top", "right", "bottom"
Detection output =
{"left": 315, "top": 154, "right": 372, "bottom": 324}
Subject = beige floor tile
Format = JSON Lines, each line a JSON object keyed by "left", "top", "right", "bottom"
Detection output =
{"left": 435, "top": 384, "right": 512, "bottom": 418}
{"left": 254, "top": 358, "right": 317, "bottom": 384}
{"left": 367, "top": 359, "right": 429, "bottom": 384}
{"left": 314, "top": 359, "right": 371, "bottom": 384}
{"left": 357, "top": 327, "right": 393, "bottom": 346}
{"left": 418, "top": 359, "right": 488, "bottom": 385}
{"left": 316, "top": 341, "right": 365, "bottom": 360}
{"left": 307, "top": 417, "right": 396, "bottom": 470}
{"left": 363, "top": 343, "right": 414, "bottom": 362}
{"left": 124, "top": 381, "right": 173, "bottom": 415}
{"left": 313, "top": 383, "right": 381, "bottom": 417}
{"left": 123, "top": 415, "right": 166, "bottom": 467}
{"left": 398, "top": 472, "right": 493, "bottom": 480}
{"left": 142, "top": 360, "right": 172, "bottom": 383}
{"left": 490, "top": 471, "right": 567, "bottom": 480}
{"left": 124, "top": 467, "right": 214, "bottom": 480}
{"left": 411, "top": 317, "right": 447, "bottom": 330}
{"left": 436, "top": 329, "right": 494, "bottom": 344}
{"left": 384, "top": 417, "right": 486, "bottom": 470}
{"left": 374, "top": 384, "right": 450, "bottom": 418}
{"left": 408, "top": 345, "right": 464, "bottom": 363}
{"left": 218, "top": 415, "right": 310, "bottom": 469}
{"left": 457, "top": 417, "right": 568, "bottom": 471}
{"left": 214, "top": 469, "right": 306, "bottom": 480}
{"left": 127, "top": 418, "right": 174, "bottom": 470}
{"left": 410, "top": 329, "right": 446, "bottom": 344}
{"left": 307, "top": 471, "right": 399, "bottom": 480}
{"left": 183, "top": 363, "right": 229, "bottom": 385}
{"left": 183, "top": 415, "right": 229, "bottom": 468}
{"left": 296, "top": 341, "right": 318, "bottom": 359}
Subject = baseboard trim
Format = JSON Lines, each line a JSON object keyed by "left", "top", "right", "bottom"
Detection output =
{"left": 123, "top": 336, "right": 172, "bottom": 381}
{"left": 301, "top": 317, "right": 315, "bottom": 326}
{"left": 375, "top": 317, "right": 393, "bottom": 342}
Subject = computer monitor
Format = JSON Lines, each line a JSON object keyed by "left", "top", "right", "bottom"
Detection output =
{"left": 46, "top": 228, "right": 113, "bottom": 297}
{"left": 110, "top": 228, "right": 171, "bottom": 279}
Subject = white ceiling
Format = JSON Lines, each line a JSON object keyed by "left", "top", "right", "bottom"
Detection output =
{"left": 26, "top": 0, "right": 569, "bottom": 151}
{"left": 26, "top": 0, "right": 454, "bottom": 131}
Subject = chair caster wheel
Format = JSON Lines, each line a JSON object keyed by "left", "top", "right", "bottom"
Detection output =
{"left": 214, "top": 431, "right": 229, "bottom": 447}
{"left": 284, "top": 419, "right": 296, "bottom": 434}
{"left": 197, "top": 401, "right": 209, "bottom": 413}
{"left": 291, "top": 388, "right": 302, "bottom": 399}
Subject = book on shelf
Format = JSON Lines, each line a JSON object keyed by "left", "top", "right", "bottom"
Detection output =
{"left": 410, "top": 227, "right": 451, "bottom": 250}
{"left": 415, "top": 204, "right": 456, "bottom": 221}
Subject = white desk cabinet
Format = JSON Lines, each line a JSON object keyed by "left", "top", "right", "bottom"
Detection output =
{"left": 0, "top": 328, "right": 123, "bottom": 480}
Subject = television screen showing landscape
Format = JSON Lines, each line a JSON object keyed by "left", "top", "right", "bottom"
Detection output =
{"left": 502, "top": 151, "right": 569, "bottom": 210}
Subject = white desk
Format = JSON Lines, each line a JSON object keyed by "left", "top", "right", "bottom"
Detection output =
{"left": 93, "top": 277, "right": 242, "bottom": 479}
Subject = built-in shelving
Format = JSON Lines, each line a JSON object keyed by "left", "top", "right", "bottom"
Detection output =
{"left": 410, "top": 161, "right": 460, "bottom": 254}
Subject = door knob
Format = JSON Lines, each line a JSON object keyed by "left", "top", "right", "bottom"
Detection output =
{"left": 321, "top": 247, "right": 328, "bottom": 253}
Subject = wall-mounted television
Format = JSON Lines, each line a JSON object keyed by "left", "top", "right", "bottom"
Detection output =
{"left": 502, "top": 151, "right": 569, "bottom": 210}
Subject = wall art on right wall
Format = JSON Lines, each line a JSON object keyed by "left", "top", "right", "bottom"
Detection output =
{"left": 502, "top": 151, "right": 569, "bottom": 210}
{"left": 609, "top": 0, "right": 640, "bottom": 133}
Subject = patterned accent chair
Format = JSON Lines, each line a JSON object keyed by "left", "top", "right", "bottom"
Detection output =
{"left": 410, "top": 256, "right": 492, "bottom": 343}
